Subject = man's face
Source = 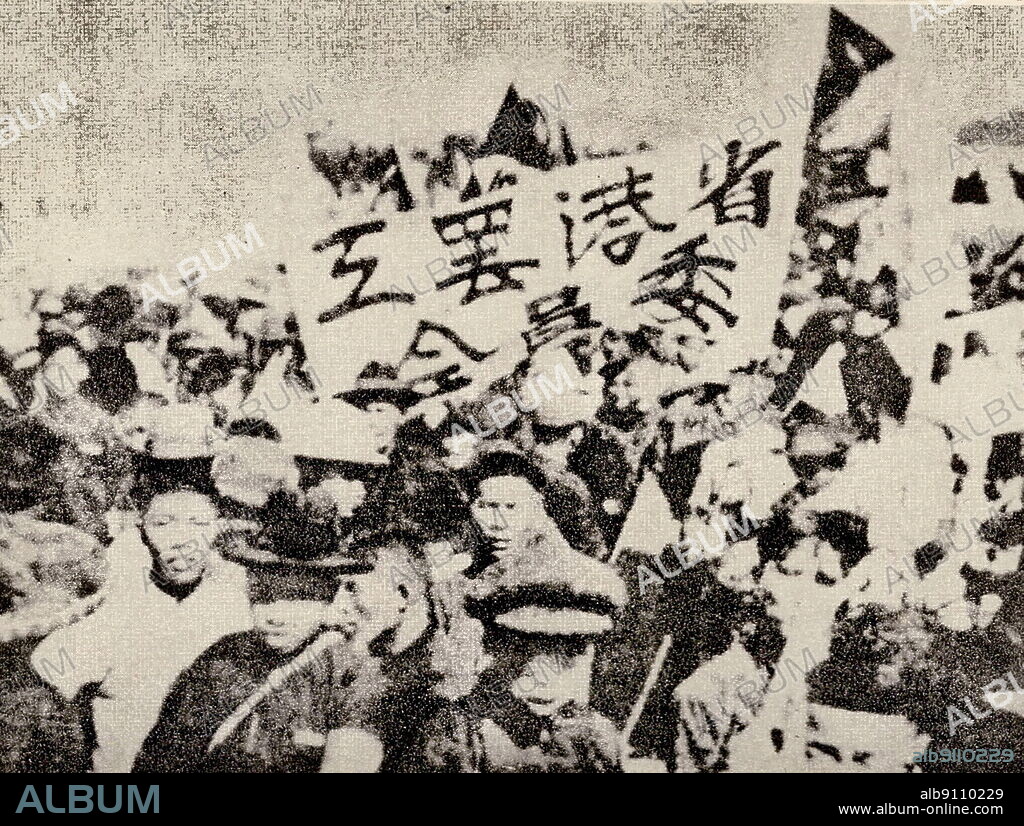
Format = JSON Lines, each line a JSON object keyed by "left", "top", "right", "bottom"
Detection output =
{"left": 365, "top": 402, "right": 402, "bottom": 457}
{"left": 251, "top": 599, "right": 327, "bottom": 652}
{"left": 471, "top": 475, "right": 545, "bottom": 552}
{"left": 344, "top": 545, "right": 426, "bottom": 643}
{"left": 509, "top": 640, "right": 594, "bottom": 717}
{"left": 143, "top": 491, "right": 216, "bottom": 586}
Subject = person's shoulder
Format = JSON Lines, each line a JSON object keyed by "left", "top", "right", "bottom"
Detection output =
{"left": 183, "top": 629, "right": 260, "bottom": 674}
{"left": 206, "top": 628, "right": 258, "bottom": 656}
{"left": 2, "top": 512, "right": 98, "bottom": 550}
{"left": 157, "top": 631, "right": 260, "bottom": 709}
{"left": 28, "top": 591, "right": 109, "bottom": 652}
{"left": 324, "top": 632, "right": 374, "bottom": 666}
{"left": 204, "top": 558, "right": 248, "bottom": 587}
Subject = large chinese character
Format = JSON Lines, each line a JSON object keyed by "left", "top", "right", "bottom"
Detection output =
{"left": 431, "top": 199, "right": 539, "bottom": 305}
{"left": 314, "top": 219, "right": 415, "bottom": 324}
{"left": 691, "top": 139, "right": 780, "bottom": 228}
{"left": 559, "top": 166, "right": 677, "bottom": 267}
{"left": 632, "top": 233, "right": 738, "bottom": 333}
{"left": 522, "top": 285, "right": 599, "bottom": 353}
{"left": 400, "top": 320, "right": 498, "bottom": 398}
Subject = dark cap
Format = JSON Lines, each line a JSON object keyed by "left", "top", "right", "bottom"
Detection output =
{"left": 218, "top": 491, "right": 372, "bottom": 574}
{"left": 334, "top": 361, "right": 421, "bottom": 413}
{"left": 467, "top": 532, "right": 627, "bottom": 636}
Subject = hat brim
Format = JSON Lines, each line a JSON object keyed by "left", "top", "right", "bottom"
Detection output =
{"left": 221, "top": 536, "right": 372, "bottom": 573}
{"left": 334, "top": 388, "right": 422, "bottom": 412}
{"left": 135, "top": 454, "right": 215, "bottom": 493}
{"left": 494, "top": 606, "right": 613, "bottom": 636}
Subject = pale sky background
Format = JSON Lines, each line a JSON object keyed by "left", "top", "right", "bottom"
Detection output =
{"left": 0, "top": 1, "right": 1013, "bottom": 278}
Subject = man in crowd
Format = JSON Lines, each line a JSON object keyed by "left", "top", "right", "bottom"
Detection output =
{"left": 424, "top": 532, "right": 627, "bottom": 772}
{"left": 133, "top": 511, "right": 385, "bottom": 773}
{"left": 31, "top": 455, "right": 250, "bottom": 772}
{"left": 458, "top": 447, "right": 604, "bottom": 576}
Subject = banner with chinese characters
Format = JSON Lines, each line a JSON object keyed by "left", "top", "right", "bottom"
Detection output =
{"left": 284, "top": 93, "right": 812, "bottom": 412}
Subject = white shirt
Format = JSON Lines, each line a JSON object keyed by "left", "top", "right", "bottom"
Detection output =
{"left": 32, "top": 528, "right": 251, "bottom": 773}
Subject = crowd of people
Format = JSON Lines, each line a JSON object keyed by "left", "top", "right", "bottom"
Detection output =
{"left": 0, "top": 256, "right": 1021, "bottom": 774}
{"left": 0, "top": 9, "right": 1021, "bottom": 771}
